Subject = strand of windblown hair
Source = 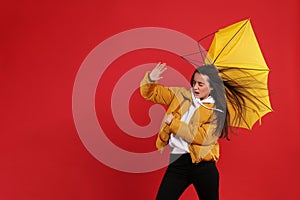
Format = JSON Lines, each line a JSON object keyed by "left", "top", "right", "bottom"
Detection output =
{"left": 219, "top": 67, "right": 272, "bottom": 130}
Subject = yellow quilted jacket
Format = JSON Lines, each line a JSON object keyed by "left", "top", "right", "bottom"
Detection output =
{"left": 140, "top": 72, "right": 220, "bottom": 163}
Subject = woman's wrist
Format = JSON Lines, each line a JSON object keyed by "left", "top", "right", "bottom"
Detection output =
{"left": 148, "top": 72, "right": 156, "bottom": 82}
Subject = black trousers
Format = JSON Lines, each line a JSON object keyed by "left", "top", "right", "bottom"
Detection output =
{"left": 156, "top": 153, "right": 219, "bottom": 200}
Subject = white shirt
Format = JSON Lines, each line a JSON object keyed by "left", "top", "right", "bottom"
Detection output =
{"left": 169, "top": 89, "right": 215, "bottom": 154}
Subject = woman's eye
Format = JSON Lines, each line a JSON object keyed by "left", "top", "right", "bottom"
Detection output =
{"left": 193, "top": 81, "right": 204, "bottom": 87}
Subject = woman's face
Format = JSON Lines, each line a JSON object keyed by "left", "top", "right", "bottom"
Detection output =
{"left": 192, "top": 72, "right": 212, "bottom": 100}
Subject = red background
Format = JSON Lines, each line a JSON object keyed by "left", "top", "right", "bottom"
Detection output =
{"left": 1, "top": 0, "right": 299, "bottom": 199}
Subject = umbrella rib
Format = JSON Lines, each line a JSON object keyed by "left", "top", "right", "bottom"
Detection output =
{"left": 218, "top": 66, "right": 269, "bottom": 71}
{"left": 213, "top": 20, "right": 249, "bottom": 63}
{"left": 181, "top": 51, "right": 202, "bottom": 57}
{"left": 181, "top": 55, "right": 204, "bottom": 67}
{"left": 198, "top": 31, "right": 217, "bottom": 43}
{"left": 198, "top": 43, "right": 206, "bottom": 64}
{"left": 181, "top": 52, "right": 204, "bottom": 66}
{"left": 196, "top": 31, "right": 217, "bottom": 64}
{"left": 197, "top": 34, "right": 213, "bottom": 64}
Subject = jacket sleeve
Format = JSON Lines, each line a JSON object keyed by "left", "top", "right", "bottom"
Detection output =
{"left": 140, "top": 71, "right": 176, "bottom": 106}
{"left": 168, "top": 107, "right": 218, "bottom": 145}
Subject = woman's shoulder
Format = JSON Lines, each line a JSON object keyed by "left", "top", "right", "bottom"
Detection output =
{"left": 169, "top": 87, "right": 191, "bottom": 95}
{"left": 168, "top": 87, "right": 192, "bottom": 100}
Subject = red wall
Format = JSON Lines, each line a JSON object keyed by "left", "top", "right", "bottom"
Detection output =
{"left": 1, "top": 0, "right": 299, "bottom": 199}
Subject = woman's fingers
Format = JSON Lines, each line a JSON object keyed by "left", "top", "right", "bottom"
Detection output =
{"left": 150, "top": 62, "right": 168, "bottom": 81}
{"left": 165, "top": 113, "right": 174, "bottom": 125}
{"left": 156, "top": 62, "right": 167, "bottom": 74}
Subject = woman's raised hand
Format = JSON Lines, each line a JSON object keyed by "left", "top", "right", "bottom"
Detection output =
{"left": 149, "top": 62, "right": 167, "bottom": 82}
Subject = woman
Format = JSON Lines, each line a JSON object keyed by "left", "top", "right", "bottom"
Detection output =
{"left": 140, "top": 62, "right": 229, "bottom": 200}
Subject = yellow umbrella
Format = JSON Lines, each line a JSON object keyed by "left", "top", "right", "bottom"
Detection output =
{"left": 205, "top": 19, "right": 273, "bottom": 130}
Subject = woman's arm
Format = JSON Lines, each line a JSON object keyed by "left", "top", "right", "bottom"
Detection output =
{"left": 167, "top": 107, "right": 219, "bottom": 145}
{"left": 140, "top": 63, "right": 176, "bottom": 106}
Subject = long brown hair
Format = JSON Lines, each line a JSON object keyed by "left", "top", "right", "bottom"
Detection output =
{"left": 190, "top": 65, "right": 229, "bottom": 139}
{"left": 190, "top": 64, "right": 269, "bottom": 140}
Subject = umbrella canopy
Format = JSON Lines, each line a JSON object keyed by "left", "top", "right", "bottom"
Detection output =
{"left": 206, "top": 19, "right": 273, "bottom": 130}
{"left": 182, "top": 19, "right": 273, "bottom": 130}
